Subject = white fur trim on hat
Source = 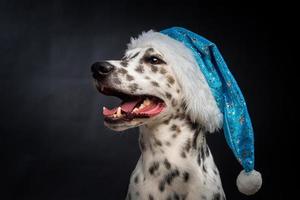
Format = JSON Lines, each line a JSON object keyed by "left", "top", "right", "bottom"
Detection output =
{"left": 236, "top": 170, "right": 262, "bottom": 195}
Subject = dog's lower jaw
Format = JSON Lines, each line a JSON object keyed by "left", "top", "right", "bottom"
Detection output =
{"left": 126, "top": 114, "right": 226, "bottom": 200}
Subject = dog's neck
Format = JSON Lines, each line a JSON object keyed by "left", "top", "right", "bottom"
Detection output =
{"left": 128, "top": 111, "right": 225, "bottom": 199}
{"left": 138, "top": 111, "right": 206, "bottom": 172}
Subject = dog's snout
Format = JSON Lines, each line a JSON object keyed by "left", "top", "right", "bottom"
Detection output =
{"left": 91, "top": 61, "right": 115, "bottom": 79}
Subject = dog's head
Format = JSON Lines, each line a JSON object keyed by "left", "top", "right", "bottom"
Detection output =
{"left": 91, "top": 30, "right": 222, "bottom": 132}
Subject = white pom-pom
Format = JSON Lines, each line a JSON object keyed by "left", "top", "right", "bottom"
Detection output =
{"left": 236, "top": 169, "right": 262, "bottom": 195}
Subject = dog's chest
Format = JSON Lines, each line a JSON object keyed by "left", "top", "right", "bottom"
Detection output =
{"left": 126, "top": 120, "right": 225, "bottom": 200}
{"left": 126, "top": 147, "right": 225, "bottom": 199}
{"left": 127, "top": 155, "right": 224, "bottom": 200}
{"left": 127, "top": 157, "right": 190, "bottom": 199}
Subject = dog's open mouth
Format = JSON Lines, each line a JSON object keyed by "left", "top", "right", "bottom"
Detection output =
{"left": 98, "top": 87, "right": 166, "bottom": 123}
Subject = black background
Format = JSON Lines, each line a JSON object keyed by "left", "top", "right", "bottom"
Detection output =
{"left": 1, "top": 0, "right": 295, "bottom": 199}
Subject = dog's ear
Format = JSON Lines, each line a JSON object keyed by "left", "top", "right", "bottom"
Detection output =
{"left": 173, "top": 57, "right": 223, "bottom": 133}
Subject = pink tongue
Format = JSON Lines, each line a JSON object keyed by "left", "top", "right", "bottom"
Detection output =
{"left": 103, "top": 107, "right": 117, "bottom": 116}
{"left": 102, "top": 99, "right": 141, "bottom": 116}
{"left": 120, "top": 99, "right": 141, "bottom": 112}
{"left": 137, "top": 103, "right": 165, "bottom": 116}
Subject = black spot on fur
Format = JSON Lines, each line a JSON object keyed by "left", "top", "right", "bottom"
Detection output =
{"left": 182, "top": 194, "right": 188, "bottom": 200}
{"left": 130, "top": 52, "right": 140, "bottom": 59}
{"left": 159, "top": 181, "right": 165, "bottom": 192}
{"left": 163, "top": 116, "right": 172, "bottom": 124}
{"left": 149, "top": 194, "right": 154, "bottom": 200}
{"left": 129, "top": 83, "right": 138, "bottom": 93}
{"left": 212, "top": 193, "right": 221, "bottom": 200}
{"left": 165, "top": 169, "right": 180, "bottom": 185}
{"left": 113, "top": 77, "right": 122, "bottom": 85}
{"left": 176, "top": 89, "right": 180, "bottom": 93}
{"left": 145, "top": 76, "right": 150, "bottom": 79}
{"left": 165, "top": 92, "right": 172, "bottom": 99}
{"left": 135, "top": 65, "right": 144, "bottom": 73}
{"left": 150, "top": 65, "right": 158, "bottom": 72}
{"left": 192, "top": 131, "right": 200, "bottom": 149}
{"left": 171, "top": 124, "right": 181, "bottom": 138}
{"left": 205, "top": 145, "right": 210, "bottom": 157}
{"left": 167, "top": 75, "right": 175, "bottom": 84}
{"left": 120, "top": 60, "right": 128, "bottom": 67}
{"left": 159, "top": 169, "right": 180, "bottom": 192}
{"left": 154, "top": 137, "right": 162, "bottom": 146}
{"left": 164, "top": 159, "right": 171, "bottom": 169}
{"left": 181, "top": 151, "right": 186, "bottom": 158}
{"left": 184, "top": 139, "right": 191, "bottom": 152}
{"left": 181, "top": 101, "right": 187, "bottom": 109}
{"left": 126, "top": 74, "right": 134, "bottom": 81}
{"left": 145, "top": 48, "right": 154, "bottom": 53}
{"left": 201, "top": 195, "right": 207, "bottom": 200}
{"left": 149, "top": 162, "right": 159, "bottom": 175}
{"left": 173, "top": 193, "right": 180, "bottom": 200}
{"left": 200, "top": 146, "right": 205, "bottom": 161}
{"left": 189, "top": 121, "right": 199, "bottom": 131}
{"left": 202, "top": 164, "right": 207, "bottom": 173}
{"left": 134, "top": 175, "right": 139, "bottom": 184}
{"left": 197, "top": 152, "right": 202, "bottom": 166}
{"left": 165, "top": 141, "right": 171, "bottom": 146}
{"left": 213, "top": 169, "right": 218, "bottom": 175}
{"left": 151, "top": 81, "right": 159, "bottom": 87}
{"left": 160, "top": 67, "right": 167, "bottom": 74}
{"left": 179, "top": 113, "right": 185, "bottom": 120}
{"left": 170, "top": 124, "right": 177, "bottom": 131}
{"left": 118, "top": 68, "right": 128, "bottom": 74}
{"left": 183, "top": 172, "right": 189, "bottom": 182}
{"left": 171, "top": 124, "right": 181, "bottom": 133}
{"left": 163, "top": 119, "right": 170, "bottom": 124}
{"left": 112, "top": 71, "right": 118, "bottom": 77}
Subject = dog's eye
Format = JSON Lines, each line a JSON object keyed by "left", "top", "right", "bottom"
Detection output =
{"left": 145, "top": 56, "right": 165, "bottom": 65}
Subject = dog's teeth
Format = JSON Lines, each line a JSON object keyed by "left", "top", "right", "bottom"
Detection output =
{"left": 139, "top": 104, "right": 145, "bottom": 109}
{"left": 143, "top": 98, "right": 151, "bottom": 106}
{"left": 103, "top": 106, "right": 106, "bottom": 111}
{"left": 117, "top": 107, "right": 122, "bottom": 117}
{"left": 132, "top": 108, "right": 139, "bottom": 113}
{"left": 113, "top": 114, "right": 117, "bottom": 118}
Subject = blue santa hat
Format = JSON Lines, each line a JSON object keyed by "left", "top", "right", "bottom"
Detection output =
{"left": 161, "top": 27, "right": 262, "bottom": 195}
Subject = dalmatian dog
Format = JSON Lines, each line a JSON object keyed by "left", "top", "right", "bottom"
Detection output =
{"left": 91, "top": 30, "right": 226, "bottom": 200}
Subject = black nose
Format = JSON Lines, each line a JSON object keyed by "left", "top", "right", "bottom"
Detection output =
{"left": 91, "top": 61, "right": 115, "bottom": 79}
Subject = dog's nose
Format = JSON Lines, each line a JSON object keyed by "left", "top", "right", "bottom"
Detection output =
{"left": 91, "top": 61, "right": 115, "bottom": 79}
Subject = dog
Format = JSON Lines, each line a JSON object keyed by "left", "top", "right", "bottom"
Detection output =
{"left": 91, "top": 30, "right": 226, "bottom": 200}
